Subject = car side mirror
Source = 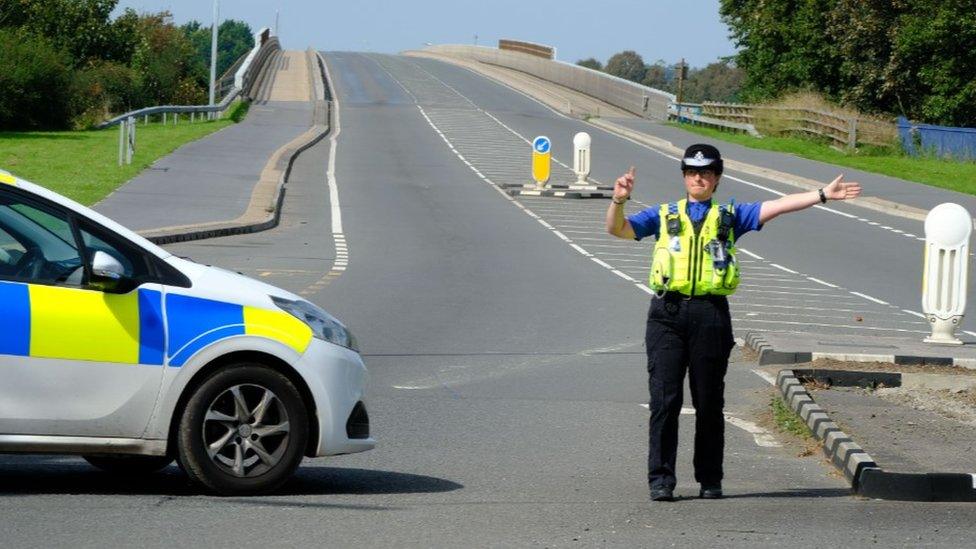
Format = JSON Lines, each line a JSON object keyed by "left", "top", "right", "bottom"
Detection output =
{"left": 90, "top": 250, "right": 130, "bottom": 292}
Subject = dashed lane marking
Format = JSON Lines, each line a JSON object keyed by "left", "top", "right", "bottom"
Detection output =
{"left": 302, "top": 52, "right": 348, "bottom": 296}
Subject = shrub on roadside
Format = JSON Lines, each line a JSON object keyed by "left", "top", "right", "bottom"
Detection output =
{"left": 0, "top": 32, "right": 75, "bottom": 130}
{"left": 71, "top": 60, "right": 143, "bottom": 129}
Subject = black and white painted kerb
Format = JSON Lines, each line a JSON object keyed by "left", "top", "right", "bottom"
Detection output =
{"left": 777, "top": 370, "right": 878, "bottom": 489}
{"left": 776, "top": 370, "right": 976, "bottom": 501}
{"left": 748, "top": 332, "right": 976, "bottom": 369}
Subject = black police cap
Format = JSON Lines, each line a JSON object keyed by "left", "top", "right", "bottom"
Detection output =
{"left": 680, "top": 143, "right": 723, "bottom": 175}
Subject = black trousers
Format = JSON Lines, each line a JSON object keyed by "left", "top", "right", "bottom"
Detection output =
{"left": 645, "top": 294, "right": 735, "bottom": 491}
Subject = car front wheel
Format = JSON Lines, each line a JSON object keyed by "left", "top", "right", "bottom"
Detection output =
{"left": 176, "top": 364, "right": 309, "bottom": 495}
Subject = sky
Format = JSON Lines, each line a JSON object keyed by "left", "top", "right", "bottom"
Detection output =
{"left": 113, "top": 0, "right": 738, "bottom": 68}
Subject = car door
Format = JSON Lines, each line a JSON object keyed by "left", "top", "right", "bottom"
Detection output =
{"left": 0, "top": 187, "right": 166, "bottom": 438}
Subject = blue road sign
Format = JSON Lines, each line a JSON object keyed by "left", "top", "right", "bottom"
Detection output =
{"left": 533, "top": 136, "right": 551, "bottom": 154}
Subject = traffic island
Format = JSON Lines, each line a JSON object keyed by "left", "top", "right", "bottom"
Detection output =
{"left": 745, "top": 331, "right": 976, "bottom": 369}
{"left": 775, "top": 369, "right": 976, "bottom": 502}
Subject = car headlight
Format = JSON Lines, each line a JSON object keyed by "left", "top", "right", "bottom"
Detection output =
{"left": 272, "top": 296, "right": 359, "bottom": 352}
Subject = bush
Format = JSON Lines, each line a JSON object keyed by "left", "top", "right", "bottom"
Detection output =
{"left": 71, "top": 60, "right": 142, "bottom": 128}
{"left": 0, "top": 32, "right": 75, "bottom": 130}
{"left": 226, "top": 100, "right": 250, "bottom": 123}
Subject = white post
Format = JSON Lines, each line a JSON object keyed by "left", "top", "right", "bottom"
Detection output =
{"left": 572, "top": 132, "right": 591, "bottom": 186}
{"left": 163, "top": 112, "right": 167, "bottom": 125}
{"left": 209, "top": 0, "right": 219, "bottom": 110}
{"left": 922, "top": 203, "right": 971, "bottom": 344}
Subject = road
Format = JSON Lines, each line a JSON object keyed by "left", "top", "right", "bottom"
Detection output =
{"left": 3, "top": 52, "right": 975, "bottom": 547}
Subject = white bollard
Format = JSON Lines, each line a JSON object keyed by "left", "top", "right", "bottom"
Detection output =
{"left": 922, "top": 203, "right": 971, "bottom": 344}
{"left": 572, "top": 132, "right": 591, "bottom": 185}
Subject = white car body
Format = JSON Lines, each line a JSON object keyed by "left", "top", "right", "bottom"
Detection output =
{"left": 0, "top": 171, "right": 374, "bottom": 460}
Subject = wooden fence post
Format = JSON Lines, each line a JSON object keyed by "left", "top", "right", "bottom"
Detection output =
{"left": 848, "top": 117, "right": 858, "bottom": 149}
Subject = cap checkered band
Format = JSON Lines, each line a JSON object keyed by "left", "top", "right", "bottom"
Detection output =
{"left": 683, "top": 151, "right": 716, "bottom": 167}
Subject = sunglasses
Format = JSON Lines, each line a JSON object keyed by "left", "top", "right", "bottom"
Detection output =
{"left": 682, "top": 168, "right": 716, "bottom": 177}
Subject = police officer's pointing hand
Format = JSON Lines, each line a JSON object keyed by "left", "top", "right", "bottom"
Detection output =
{"left": 614, "top": 166, "right": 635, "bottom": 201}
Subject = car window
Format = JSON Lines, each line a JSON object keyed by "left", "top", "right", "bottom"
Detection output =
{"left": 0, "top": 226, "right": 27, "bottom": 275}
{"left": 0, "top": 197, "right": 82, "bottom": 285}
{"left": 80, "top": 224, "right": 152, "bottom": 282}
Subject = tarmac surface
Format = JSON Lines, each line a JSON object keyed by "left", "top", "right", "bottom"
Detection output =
{"left": 94, "top": 82, "right": 314, "bottom": 231}
{"left": 5, "top": 51, "right": 976, "bottom": 546}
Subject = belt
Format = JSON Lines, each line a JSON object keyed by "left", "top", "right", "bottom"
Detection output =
{"left": 657, "top": 291, "right": 728, "bottom": 303}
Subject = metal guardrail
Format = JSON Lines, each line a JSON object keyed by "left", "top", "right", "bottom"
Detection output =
{"left": 98, "top": 28, "right": 280, "bottom": 129}
{"left": 98, "top": 89, "right": 242, "bottom": 128}
{"left": 424, "top": 44, "right": 674, "bottom": 121}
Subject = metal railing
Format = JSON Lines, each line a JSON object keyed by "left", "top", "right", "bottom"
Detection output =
{"left": 423, "top": 44, "right": 674, "bottom": 121}
{"left": 98, "top": 28, "right": 280, "bottom": 129}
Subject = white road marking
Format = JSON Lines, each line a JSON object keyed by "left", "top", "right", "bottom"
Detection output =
{"left": 769, "top": 263, "right": 799, "bottom": 274}
{"left": 302, "top": 52, "right": 349, "bottom": 295}
{"left": 849, "top": 291, "right": 888, "bottom": 305}
{"left": 751, "top": 369, "right": 777, "bottom": 386}
{"left": 902, "top": 309, "right": 927, "bottom": 319}
{"left": 377, "top": 54, "right": 930, "bottom": 339}
{"left": 638, "top": 404, "right": 781, "bottom": 447}
{"left": 736, "top": 247, "right": 764, "bottom": 260}
{"left": 806, "top": 277, "right": 839, "bottom": 288}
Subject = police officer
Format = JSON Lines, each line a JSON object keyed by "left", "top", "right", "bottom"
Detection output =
{"left": 605, "top": 144, "right": 861, "bottom": 501}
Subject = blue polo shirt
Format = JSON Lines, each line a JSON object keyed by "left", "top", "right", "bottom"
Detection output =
{"left": 627, "top": 199, "right": 763, "bottom": 241}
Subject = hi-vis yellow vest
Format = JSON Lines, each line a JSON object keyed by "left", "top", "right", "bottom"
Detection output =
{"left": 649, "top": 199, "right": 740, "bottom": 296}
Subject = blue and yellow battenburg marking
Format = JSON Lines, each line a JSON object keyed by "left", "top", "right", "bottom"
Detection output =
{"left": 0, "top": 281, "right": 311, "bottom": 366}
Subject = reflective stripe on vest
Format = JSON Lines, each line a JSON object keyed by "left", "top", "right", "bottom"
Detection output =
{"left": 649, "top": 198, "right": 740, "bottom": 296}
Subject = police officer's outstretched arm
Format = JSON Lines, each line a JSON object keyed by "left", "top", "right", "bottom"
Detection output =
{"left": 607, "top": 166, "right": 637, "bottom": 240}
{"left": 759, "top": 174, "right": 861, "bottom": 224}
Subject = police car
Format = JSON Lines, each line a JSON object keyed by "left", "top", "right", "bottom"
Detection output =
{"left": 0, "top": 170, "right": 374, "bottom": 495}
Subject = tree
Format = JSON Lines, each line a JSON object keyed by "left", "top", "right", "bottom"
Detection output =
{"left": 641, "top": 62, "right": 669, "bottom": 91}
{"left": 576, "top": 58, "right": 602, "bottom": 71}
{"left": 683, "top": 61, "right": 745, "bottom": 103}
{"left": 605, "top": 50, "right": 646, "bottom": 83}
{"left": 0, "top": 0, "right": 132, "bottom": 66}
{"left": 182, "top": 19, "right": 255, "bottom": 81}
{"left": 0, "top": 31, "right": 75, "bottom": 129}
{"left": 886, "top": 0, "right": 976, "bottom": 126}
{"left": 722, "top": 0, "right": 976, "bottom": 125}
{"left": 131, "top": 12, "right": 204, "bottom": 106}
{"left": 720, "top": 0, "right": 840, "bottom": 101}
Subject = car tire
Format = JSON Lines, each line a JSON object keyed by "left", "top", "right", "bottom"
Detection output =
{"left": 176, "top": 364, "right": 308, "bottom": 496}
{"left": 84, "top": 454, "right": 174, "bottom": 475}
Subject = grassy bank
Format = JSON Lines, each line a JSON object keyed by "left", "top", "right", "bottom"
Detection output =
{"left": 669, "top": 122, "right": 976, "bottom": 195}
{"left": 1, "top": 115, "right": 237, "bottom": 206}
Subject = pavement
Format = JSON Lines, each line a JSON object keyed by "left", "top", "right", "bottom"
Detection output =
{"left": 93, "top": 50, "right": 326, "bottom": 242}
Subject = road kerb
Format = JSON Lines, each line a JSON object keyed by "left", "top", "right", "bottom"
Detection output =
{"left": 138, "top": 49, "right": 330, "bottom": 245}
{"left": 776, "top": 368, "right": 976, "bottom": 501}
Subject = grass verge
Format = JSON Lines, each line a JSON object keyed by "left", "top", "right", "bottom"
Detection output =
{"left": 1, "top": 114, "right": 239, "bottom": 206}
{"left": 668, "top": 122, "right": 976, "bottom": 194}
{"left": 770, "top": 395, "right": 814, "bottom": 440}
